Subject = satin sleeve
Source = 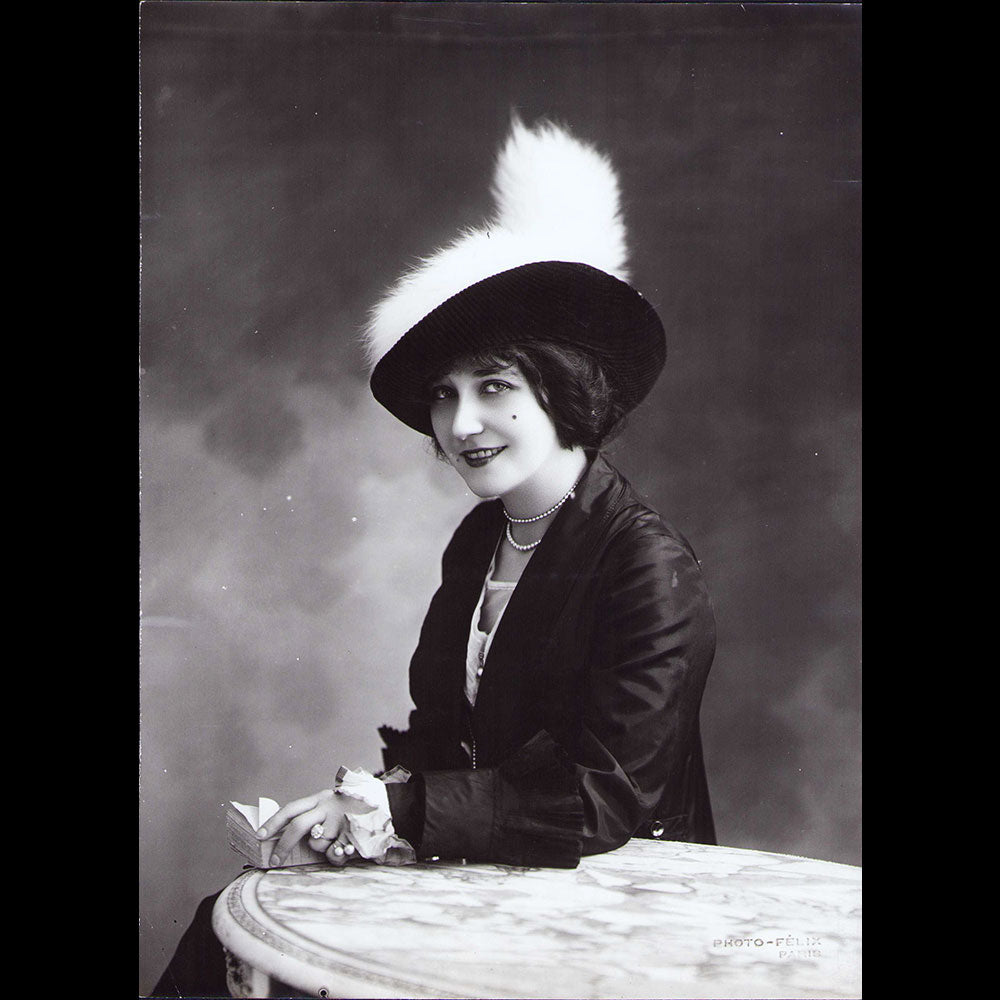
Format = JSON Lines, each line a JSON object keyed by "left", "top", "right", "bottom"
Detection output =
{"left": 574, "top": 514, "right": 716, "bottom": 854}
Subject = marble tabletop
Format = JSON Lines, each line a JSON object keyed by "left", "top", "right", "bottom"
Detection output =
{"left": 211, "top": 838, "right": 861, "bottom": 999}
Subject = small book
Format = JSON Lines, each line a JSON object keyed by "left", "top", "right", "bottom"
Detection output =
{"left": 226, "top": 797, "right": 328, "bottom": 869}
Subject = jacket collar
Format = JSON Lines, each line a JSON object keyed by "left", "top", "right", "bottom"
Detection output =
{"left": 470, "top": 451, "right": 628, "bottom": 714}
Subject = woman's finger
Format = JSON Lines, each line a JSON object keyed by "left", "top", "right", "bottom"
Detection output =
{"left": 272, "top": 806, "right": 328, "bottom": 864}
{"left": 307, "top": 828, "right": 341, "bottom": 852}
{"left": 325, "top": 840, "right": 350, "bottom": 867}
{"left": 256, "top": 790, "right": 331, "bottom": 840}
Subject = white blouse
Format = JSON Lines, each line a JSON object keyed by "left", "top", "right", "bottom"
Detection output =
{"left": 464, "top": 549, "right": 519, "bottom": 706}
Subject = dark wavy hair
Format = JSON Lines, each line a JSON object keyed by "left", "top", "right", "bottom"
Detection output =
{"left": 427, "top": 341, "right": 628, "bottom": 458}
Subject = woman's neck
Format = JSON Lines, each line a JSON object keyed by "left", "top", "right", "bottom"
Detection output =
{"left": 500, "top": 446, "right": 588, "bottom": 520}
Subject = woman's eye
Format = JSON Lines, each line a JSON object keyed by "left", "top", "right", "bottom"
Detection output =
{"left": 429, "top": 386, "right": 454, "bottom": 401}
{"left": 482, "top": 381, "right": 511, "bottom": 394}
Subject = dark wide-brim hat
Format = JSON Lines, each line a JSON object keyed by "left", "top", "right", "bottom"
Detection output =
{"left": 370, "top": 260, "right": 665, "bottom": 436}
{"left": 363, "top": 119, "right": 667, "bottom": 436}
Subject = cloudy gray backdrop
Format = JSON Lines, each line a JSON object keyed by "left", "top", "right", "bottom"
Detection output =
{"left": 138, "top": 2, "right": 861, "bottom": 992}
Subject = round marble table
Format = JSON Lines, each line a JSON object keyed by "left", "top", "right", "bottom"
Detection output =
{"left": 211, "top": 839, "right": 861, "bottom": 999}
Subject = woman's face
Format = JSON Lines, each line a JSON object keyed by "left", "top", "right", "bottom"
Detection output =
{"left": 429, "top": 360, "right": 565, "bottom": 502}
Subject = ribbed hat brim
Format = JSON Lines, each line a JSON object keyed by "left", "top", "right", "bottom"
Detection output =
{"left": 369, "top": 261, "right": 666, "bottom": 436}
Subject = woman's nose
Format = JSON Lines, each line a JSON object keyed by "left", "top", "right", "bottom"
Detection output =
{"left": 451, "top": 394, "right": 484, "bottom": 439}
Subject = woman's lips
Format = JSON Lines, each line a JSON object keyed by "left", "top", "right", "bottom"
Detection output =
{"left": 461, "top": 446, "right": 506, "bottom": 468}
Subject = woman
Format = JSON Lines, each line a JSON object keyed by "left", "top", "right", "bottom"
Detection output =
{"left": 154, "top": 118, "right": 715, "bottom": 995}
{"left": 259, "top": 117, "right": 716, "bottom": 872}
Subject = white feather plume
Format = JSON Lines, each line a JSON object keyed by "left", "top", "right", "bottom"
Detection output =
{"left": 363, "top": 117, "right": 630, "bottom": 370}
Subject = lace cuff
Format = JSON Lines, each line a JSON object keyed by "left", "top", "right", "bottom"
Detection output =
{"left": 334, "top": 765, "right": 417, "bottom": 866}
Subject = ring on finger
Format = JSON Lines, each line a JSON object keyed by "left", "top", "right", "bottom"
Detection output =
{"left": 310, "top": 823, "right": 326, "bottom": 840}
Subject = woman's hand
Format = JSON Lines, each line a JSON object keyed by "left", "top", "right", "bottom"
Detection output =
{"left": 256, "top": 789, "right": 356, "bottom": 867}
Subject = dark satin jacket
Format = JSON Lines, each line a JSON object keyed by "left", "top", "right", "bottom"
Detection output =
{"left": 380, "top": 453, "right": 716, "bottom": 868}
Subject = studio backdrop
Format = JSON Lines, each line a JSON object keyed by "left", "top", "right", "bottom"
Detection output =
{"left": 138, "top": 3, "right": 861, "bottom": 993}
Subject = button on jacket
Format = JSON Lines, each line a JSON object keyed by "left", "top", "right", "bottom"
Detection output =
{"left": 380, "top": 453, "right": 717, "bottom": 868}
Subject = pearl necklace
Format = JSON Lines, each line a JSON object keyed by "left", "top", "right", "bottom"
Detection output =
{"left": 505, "top": 522, "right": 542, "bottom": 552}
{"left": 502, "top": 479, "right": 581, "bottom": 524}
{"left": 502, "top": 478, "right": 581, "bottom": 552}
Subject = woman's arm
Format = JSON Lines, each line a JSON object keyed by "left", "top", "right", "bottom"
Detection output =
{"left": 387, "top": 512, "right": 716, "bottom": 868}
{"left": 574, "top": 513, "right": 717, "bottom": 854}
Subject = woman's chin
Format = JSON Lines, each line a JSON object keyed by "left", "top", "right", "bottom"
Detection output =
{"left": 451, "top": 461, "right": 511, "bottom": 498}
{"left": 454, "top": 469, "right": 504, "bottom": 498}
